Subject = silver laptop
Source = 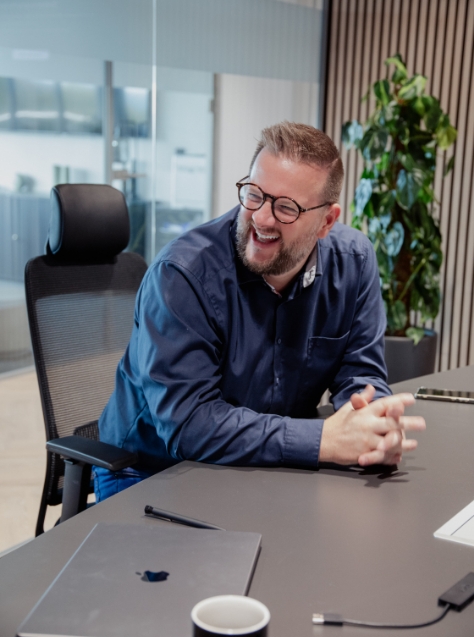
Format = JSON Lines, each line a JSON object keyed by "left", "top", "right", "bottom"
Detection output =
{"left": 17, "top": 522, "right": 262, "bottom": 637}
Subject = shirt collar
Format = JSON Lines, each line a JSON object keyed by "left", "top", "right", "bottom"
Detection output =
{"left": 263, "top": 242, "right": 320, "bottom": 298}
{"left": 302, "top": 243, "right": 318, "bottom": 288}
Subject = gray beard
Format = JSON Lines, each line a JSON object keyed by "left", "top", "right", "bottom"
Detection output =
{"left": 236, "top": 215, "right": 316, "bottom": 277}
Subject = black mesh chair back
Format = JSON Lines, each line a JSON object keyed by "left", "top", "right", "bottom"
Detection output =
{"left": 25, "top": 184, "right": 147, "bottom": 535}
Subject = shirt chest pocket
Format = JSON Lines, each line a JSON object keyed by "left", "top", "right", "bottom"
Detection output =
{"left": 305, "top": 331, "right": 350, "bottom": 386}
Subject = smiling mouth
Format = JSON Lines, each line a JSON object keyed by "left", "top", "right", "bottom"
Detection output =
{"left": 252, "top": 226, "right": 280, "bottom": 245}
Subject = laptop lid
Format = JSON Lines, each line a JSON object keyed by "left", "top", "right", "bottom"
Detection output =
{"left": 17, "top": 522, "right": 262, "bottom": 637}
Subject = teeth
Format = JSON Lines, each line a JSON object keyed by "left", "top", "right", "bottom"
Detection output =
{"left": 255, "top": 229, "right": 279, "bottom": 241}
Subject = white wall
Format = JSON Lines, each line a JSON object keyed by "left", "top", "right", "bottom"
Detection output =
{"left": 0, "top": 132, "right": 104, "bottom": 194}
{"left": 154, "top": 90, "right": 213, "bottom": 216}
{"left": 212, "top": 73, "right": 319, "bottom": 217}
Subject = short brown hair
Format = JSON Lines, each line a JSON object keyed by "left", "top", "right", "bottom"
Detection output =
{"left": 250, "top": 122, "right": 344, "bottom": 203}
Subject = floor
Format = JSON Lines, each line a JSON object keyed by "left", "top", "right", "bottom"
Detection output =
{"left": 0, "top": 368, "right": 61, "bottom": 554}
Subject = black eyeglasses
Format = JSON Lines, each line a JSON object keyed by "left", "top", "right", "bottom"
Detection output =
{"left": 236, "top": 176, "right": 331, "bottom": 224}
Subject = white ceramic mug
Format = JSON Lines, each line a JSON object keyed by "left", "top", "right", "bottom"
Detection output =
{"left": 191, "top": 595, "right": 270, "bottom": 636}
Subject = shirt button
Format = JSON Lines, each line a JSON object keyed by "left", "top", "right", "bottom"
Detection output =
{"left": 277, "top": 338, "right": 282, "bottom": 345}
{"left": 275, "top": 377, "right": 279, "bottom": 384}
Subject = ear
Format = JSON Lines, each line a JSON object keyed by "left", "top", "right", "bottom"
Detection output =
{"left": 316, "top": 204, "right": 341, "bottom": 239}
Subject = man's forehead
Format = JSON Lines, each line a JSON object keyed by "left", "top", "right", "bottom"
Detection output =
{"left": 252, "top": 148, "right": 327, "bottom": 175}
{"left": 250, "top": 149, "right": 329, "bottom": 197}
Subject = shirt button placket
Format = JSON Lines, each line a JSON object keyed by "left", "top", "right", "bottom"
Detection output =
{"left": 275, "top": 338, "right": 282, "bottom": 391}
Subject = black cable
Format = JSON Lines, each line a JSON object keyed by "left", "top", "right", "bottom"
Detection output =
{"left": 312, "top": 604, "right": 451, "bottom": 629}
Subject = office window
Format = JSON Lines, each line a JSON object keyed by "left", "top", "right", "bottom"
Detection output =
{"left": 0, "top": 0, "right": 327, "bottom": 374}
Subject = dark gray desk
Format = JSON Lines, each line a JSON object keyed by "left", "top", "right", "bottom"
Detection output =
{"left": 2, "top": 366, "right": 474, "bottom": 636}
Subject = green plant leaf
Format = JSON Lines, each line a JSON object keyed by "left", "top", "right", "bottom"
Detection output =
{"left": 368, "top": 216, "right": 380, "bottom": 240}
{"left": 384, "top": 221, "right": 405, "bottom": 256}
{"left": 361, "top": 167, "right": 375, "bottom": 179}
{"left": 385, "top": 54, "right": 407, "bottom": 83}
{"left": 365, "top": 198, "right": 375, "bottom": 220}
{"left": 444, "top": 155, "right": 455, "bottom": 176}
{"left": 387, "top": 300, "right": 407, "bottom": 332}
{"left": 342, "top": 120, "right": 364, "bottom": 149}
{"left": 373, "top": 79, "right": 391, "bottom": 105}
{"left": 423, "top": 98, "right": 442, "bottom": 131}
{"left": 360, "top": 127, "right": 388, "bottom": 160}
{"left": 348, "top": 52, "right": 457, "bottom": 331}
{"left": 379, "top": 211, "right": 392, "bottom": 230}
{"left": 376, "top": 152, "right": 391, "bottom": 174}
{"left": 354, "top": 178, "right": 373, "bottom": 216}
{"left": 398, "top": 74, "right": 427, "bottom": 101}
{"left": 436, "top": 123, "right": 457, "bottom": 150}
{"left": 381, "top": 102, "right": 399, "bottom": 125}
{"left": 398, "top": 153, "right": 416, "bottom": 172}
{"left": 412, "top": 97, "right": 425, "bottom": 116}
{"left": 406, "top": 326, "right": 425, "bottom": 345}
{"left": 377, "top": 189, "right": 396, "bottom": 215}
{"left": 418, "top": 185, "right": 436, "bottom": 204}
{"left": 396, "top": 169, "right": 423, "bottom": 209}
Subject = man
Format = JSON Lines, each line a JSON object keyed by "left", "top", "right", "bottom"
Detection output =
{"left": 95, "top": 122, "right": 425, "bottom": 501}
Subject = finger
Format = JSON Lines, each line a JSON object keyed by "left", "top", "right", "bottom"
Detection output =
{"left": 381, "top": 450, "right": 403, "bottom": 465}
{"left": 363, "top": 438, "right": 418, "bottom": 467}
{"left": 401, "top": 438, "right": 418, "bottom": 451}
{"left": 359, "top": 384, "right": 376, "bottom": 403}
{"left": 351, "top": 393, "right": 367, "bottom": 410}
{"left": 377, "top": 429, "right": 402, "bottom": 451}
{"left": 370, "top": 414, "right": 426, "bottom": 435}
{"left": 350, "top": 384, "right": 376, "bottom": 410}
{"left": 385, "top": 402, "right": 405, "bottom": 419}
{"left": 399, "top": 416, "right": 426, "bottom": 431}
{"left": 372, "top": 416, "right": 406, "bottom": 434}
{"left": 358, "top": 448, "right": 388, "bottom": 466}
{"left": 359, "top": 446, "right": 405, "bottom": 466}
{"left": 367, "top": 393, "right": 415, "bottom": 417}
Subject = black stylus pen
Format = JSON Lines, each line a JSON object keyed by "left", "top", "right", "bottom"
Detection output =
{"left": 144, "top": 505, "right": 225, "bottom": 531}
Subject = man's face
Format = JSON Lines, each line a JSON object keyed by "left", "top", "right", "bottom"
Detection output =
{"left": 236, "top": 149, "right": 340, "bottom": 277}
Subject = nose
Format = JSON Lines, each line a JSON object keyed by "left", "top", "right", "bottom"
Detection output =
{"left": 251, "top": 199, "right": 275, "bottom": 228}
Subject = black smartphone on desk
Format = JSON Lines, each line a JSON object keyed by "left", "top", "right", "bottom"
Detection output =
{"left": 415, "top": 387, "right": 474, "bottom": 404}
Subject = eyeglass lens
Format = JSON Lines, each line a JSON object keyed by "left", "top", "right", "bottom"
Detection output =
{"left": 238, "top": 184, "right": 299, "bottom": 222}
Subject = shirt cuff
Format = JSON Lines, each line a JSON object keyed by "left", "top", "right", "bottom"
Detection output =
{"left": 282, "top": 417, "right": 324, "bottom": 467}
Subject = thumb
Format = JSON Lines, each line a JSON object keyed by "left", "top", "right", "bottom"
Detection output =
{"left": 351, "top": 384, "right": 375, "bottom": 410}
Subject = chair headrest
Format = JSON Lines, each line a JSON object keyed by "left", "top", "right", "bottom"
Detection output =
{"left": 48, "top": 184, "right": 130, "bottom": 260}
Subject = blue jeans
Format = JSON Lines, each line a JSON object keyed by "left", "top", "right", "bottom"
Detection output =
{"left": 93, "top": 466, "right": 153, "bottom": 502}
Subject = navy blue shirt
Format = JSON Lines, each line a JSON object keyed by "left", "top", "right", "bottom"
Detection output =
{"left": 99, "top": 207, "right": 390, "bottom": 472}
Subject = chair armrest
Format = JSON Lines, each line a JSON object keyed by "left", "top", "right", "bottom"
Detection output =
{"left": 46, "top": 436, "right": 137, "bottom": 471}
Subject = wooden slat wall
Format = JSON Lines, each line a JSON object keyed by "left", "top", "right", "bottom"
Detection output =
{"left": 324, "top": 0, "right": 474, "bottom": 372}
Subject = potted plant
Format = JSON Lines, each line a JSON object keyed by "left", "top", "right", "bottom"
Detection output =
{"left": 342, "top": 53, "right": 457, "bottom": 383}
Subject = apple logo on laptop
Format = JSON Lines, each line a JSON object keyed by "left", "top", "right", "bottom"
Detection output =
{"left": 136, "top": 570, "right": 169, "bottom": 582}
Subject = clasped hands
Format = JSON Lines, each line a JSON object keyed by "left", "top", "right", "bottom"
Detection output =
{"left": 320, "top": 385, "right": 426, "bottom": 467}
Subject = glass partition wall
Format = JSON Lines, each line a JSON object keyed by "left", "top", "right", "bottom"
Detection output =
{"left": 0, "top": 0, "right": 327, "bottom": 374}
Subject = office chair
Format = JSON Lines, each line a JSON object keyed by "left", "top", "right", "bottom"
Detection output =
{"left": 25, "top": 184, "right": 147, "bottom": 535}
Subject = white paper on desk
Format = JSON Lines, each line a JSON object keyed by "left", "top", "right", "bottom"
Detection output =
{"left": 434, "top": 499, "right": 474, "bottom": 547}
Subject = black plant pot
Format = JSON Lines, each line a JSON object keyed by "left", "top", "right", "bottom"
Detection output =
{"left": 384, "top": 330, "right": 437, "bottom": 384}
